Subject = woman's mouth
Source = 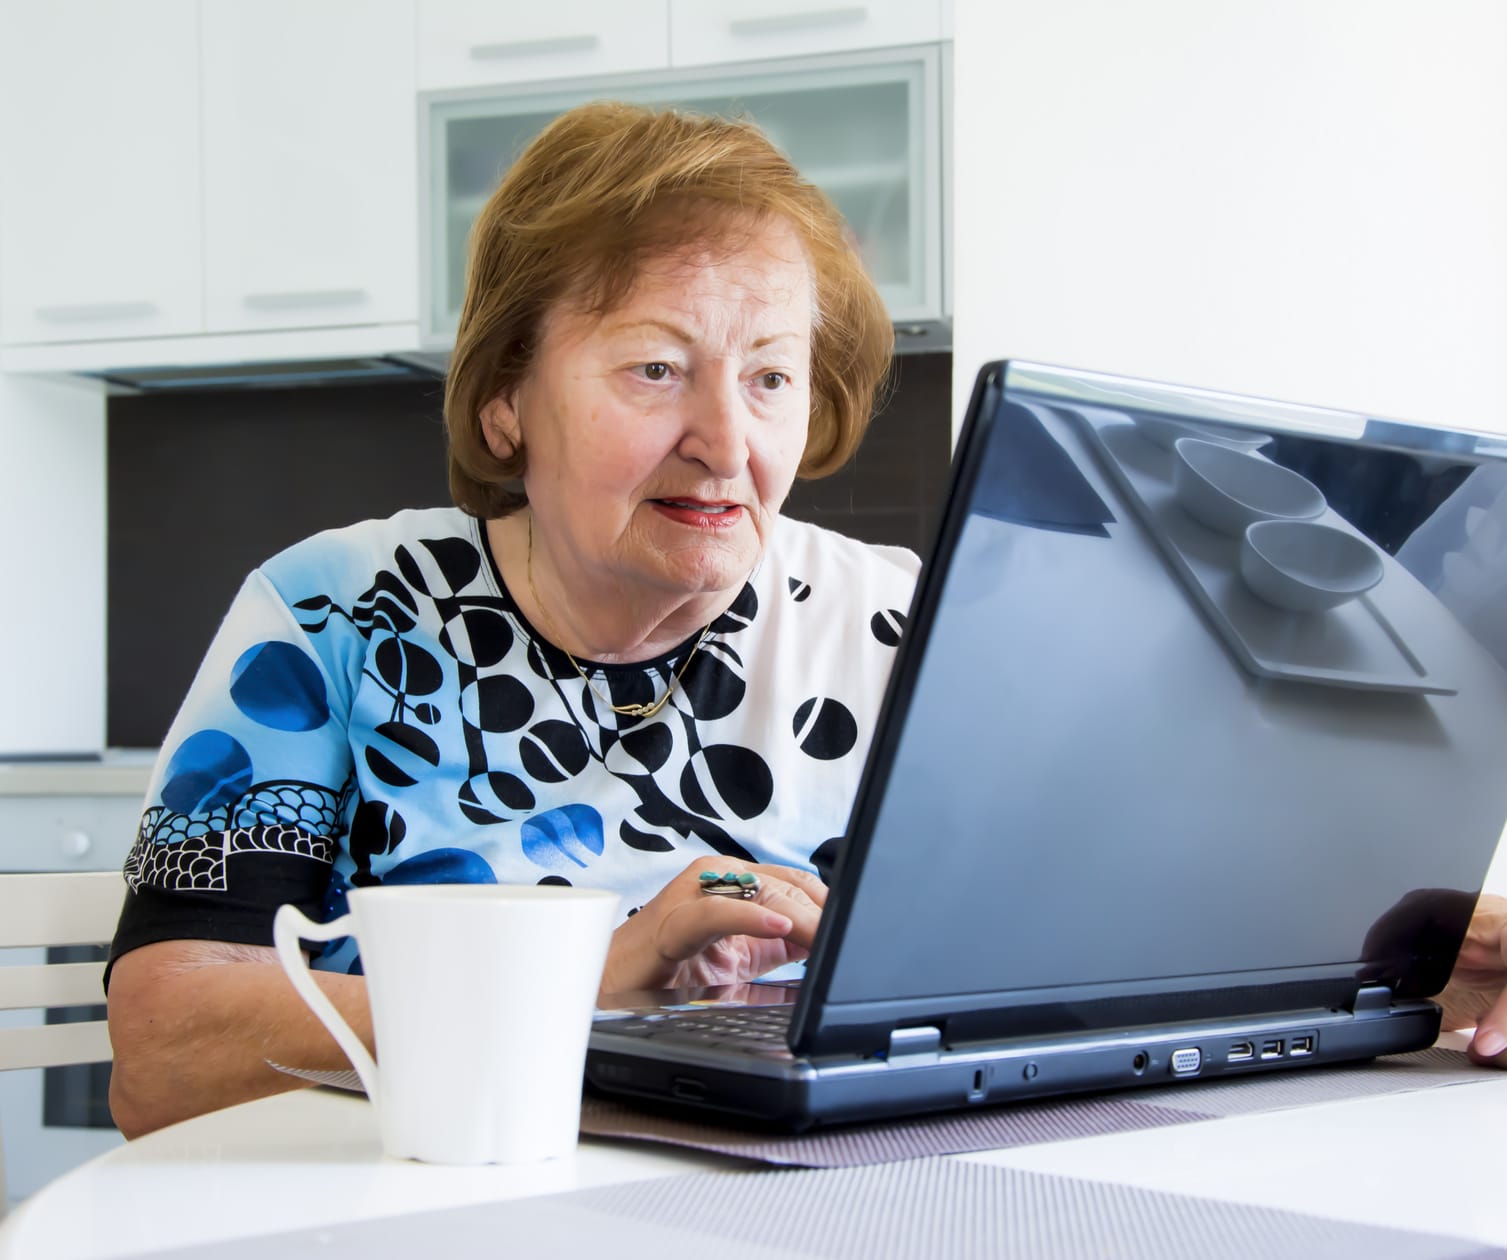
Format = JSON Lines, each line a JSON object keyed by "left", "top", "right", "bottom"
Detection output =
{"left": 651, "top": 499, "right": 744, "bottom": 529}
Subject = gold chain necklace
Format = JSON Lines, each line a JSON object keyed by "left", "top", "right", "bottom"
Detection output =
{"left": 524, "top": 515, "right": 715, "bottom": 719}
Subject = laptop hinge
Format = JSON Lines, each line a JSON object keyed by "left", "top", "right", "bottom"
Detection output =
{"left": 886, "top": 1025, "right": 943, "bottom": 1064}
{"left": 1350, "top": 984, "right": 1395, "bottom": 1019}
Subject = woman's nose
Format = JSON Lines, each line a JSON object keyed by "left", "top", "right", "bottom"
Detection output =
{"left": 678, "top": 375, "right": 749, "bottom": 479}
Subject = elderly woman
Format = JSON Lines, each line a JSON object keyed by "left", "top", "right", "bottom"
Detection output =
{"left": 106, "top": 103, "right": 1507, "bottom": 1138}
{"left": 105, "top": 101, "right": 917, "bottom": 1136}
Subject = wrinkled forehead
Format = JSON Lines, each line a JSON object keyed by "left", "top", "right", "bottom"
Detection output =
{"left": 560, "top": 204, "right": 818, "bottom": 328}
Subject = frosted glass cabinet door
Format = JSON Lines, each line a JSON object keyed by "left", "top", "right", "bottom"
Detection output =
{"left": 201, "top": 0, "right": 418, "bottom": 334}
{"left": 0, "top": 0, "right": 202, "bottom": 346}
{"left": 423, "top": 47, "right": 942, "bottom": 343}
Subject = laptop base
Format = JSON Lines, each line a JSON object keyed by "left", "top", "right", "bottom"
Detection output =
{"left": 587, "top": 1000, "right": 1441, "bottom": 1131}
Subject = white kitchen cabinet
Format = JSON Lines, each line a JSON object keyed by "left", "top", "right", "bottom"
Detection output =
{"left": 200, "top": 0, "right": 417, "bottom": 334}
{"left": 417, "top": 0, "right": 671, "bottom": 90}
{"left": 1, "top": 2, "right": 951, "bottom": 370}
{"left": 0, "top": 0, "right": 202, "bottom": 347}
{"left": 422, "top": 46, "right": 945, "bottom": 345}
{"left": 669, "top": 0, "right": 942, "bottom": 67}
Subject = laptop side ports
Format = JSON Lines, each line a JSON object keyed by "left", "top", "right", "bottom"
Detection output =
{"left": 1227, "top": 1041, "right": 1255, "bottom": 1063}
{"left": 1289, "top": 1034, "right": 1315, "bottom": 1057}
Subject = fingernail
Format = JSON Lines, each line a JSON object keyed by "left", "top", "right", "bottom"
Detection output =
{"left": 1473, "top": 1027, "right": 1507, "bottom": 1057}
{"left": 765, "top": 912, "right": 792, "bottom": 933}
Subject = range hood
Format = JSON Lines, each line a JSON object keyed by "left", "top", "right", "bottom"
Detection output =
{"left": 83, "top": 351, "right": 450, "bottom": 393}
{"left": 0, "top": 322, "right": 450, "bottom": 389}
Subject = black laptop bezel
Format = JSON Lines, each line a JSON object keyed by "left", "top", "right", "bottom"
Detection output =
{"left": 789, "top": 362, "right": 1008, "bottom": 1057}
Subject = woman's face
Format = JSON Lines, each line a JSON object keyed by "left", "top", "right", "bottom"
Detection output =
{"left": 484, "top": 216, "right": 814, "bottom": 607}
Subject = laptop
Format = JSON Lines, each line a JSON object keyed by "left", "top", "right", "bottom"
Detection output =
{"left": 586, "top": 360, "right": 1507, "bottom": 1130}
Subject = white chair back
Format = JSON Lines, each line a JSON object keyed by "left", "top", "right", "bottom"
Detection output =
{"left": 0, "top": 871, "right": 125, "bottom": 1211}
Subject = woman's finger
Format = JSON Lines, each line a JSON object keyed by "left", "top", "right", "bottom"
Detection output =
{"left": 750, "top": 878, "right": 824, "bottom": 945}
{"left": 655, "top": 894, "right": 797, "bottom": 964}
{"left": 1468, "top": 983, "right": 1507, "bottom": 1064}
{"left": 1467, "top": 910, "right": 1507, "bottom": 1064}
{"left": 709, "top": 866, "right": 825, "bottom": 942}
{"left": 748, "top": 862, "right": 830, "bottom": 907}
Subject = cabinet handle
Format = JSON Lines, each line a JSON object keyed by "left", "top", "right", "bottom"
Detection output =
{"left": 728, "top": 6, "right": 867, "bottom": 36}
{"left": 33, "top": 300, "right": 159, "bottom": 323}
{"left": 469, "top": 34, "right": 599, "bottom": 61}
{"left": 242, "top": 288, "right": 369, "bottom": 311}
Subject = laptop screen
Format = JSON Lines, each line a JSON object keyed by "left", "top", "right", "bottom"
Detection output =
{"left": 804, "top": 362, "right": 1507, "bottom": 1049}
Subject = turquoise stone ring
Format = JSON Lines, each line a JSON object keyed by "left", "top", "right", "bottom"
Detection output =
{"left": 698, "top": 871, "right": 760, "bottom": 899}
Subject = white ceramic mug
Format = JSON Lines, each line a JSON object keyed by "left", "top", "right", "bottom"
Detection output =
{"left": 273, "top": 883, "right": 619, "bottom": 1165}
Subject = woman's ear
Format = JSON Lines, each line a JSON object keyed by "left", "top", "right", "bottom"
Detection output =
{"left": 479, "top": 393, "right": 522, "bottom": 461}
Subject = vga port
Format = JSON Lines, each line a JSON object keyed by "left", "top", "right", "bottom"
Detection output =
{"left": 1170, "top": 1047, "right": 1202, "bottom": 1075}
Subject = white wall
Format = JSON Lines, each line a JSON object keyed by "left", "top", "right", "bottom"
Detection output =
{"left": 0, "top": 375, "right": 106, "bottom": 754}
{"left": 951, "top": 0, "right": 1507, "bottom": 436}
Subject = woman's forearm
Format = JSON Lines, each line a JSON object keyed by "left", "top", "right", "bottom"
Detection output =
{"left": 106, "top": 939, "right": 372, "bottom": 1138}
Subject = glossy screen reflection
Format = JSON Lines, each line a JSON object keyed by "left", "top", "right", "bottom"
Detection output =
{"left": 827, "top": 382, "right": 1507, "bottom": 1022}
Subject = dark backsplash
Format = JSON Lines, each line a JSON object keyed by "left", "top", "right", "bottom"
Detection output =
{"left": 106, "top": 353, "right": 951, "bottom": 747}
{"left": 783, "top": 351, "right": 954, "bottom": 554}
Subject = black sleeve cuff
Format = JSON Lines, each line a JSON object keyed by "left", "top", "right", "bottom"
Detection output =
{"left": 107, "top": 832, "right": 335, "bottom": 989}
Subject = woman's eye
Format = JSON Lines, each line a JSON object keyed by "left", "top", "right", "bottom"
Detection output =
{"left": 639, "top": 362, "right": 670, "bottom": 382}
{"left": 759, "top": 372, "right": 789, "bottom": 391}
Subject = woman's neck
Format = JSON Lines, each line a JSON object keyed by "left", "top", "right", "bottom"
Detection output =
{"left": 485, "top": 513, "right": 743, "bottom": 663}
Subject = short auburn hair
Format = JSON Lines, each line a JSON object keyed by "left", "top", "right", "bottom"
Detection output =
{"left": 444, "top": 100, "right": 894, "bottom": 518}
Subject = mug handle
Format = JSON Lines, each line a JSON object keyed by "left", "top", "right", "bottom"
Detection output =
{"left": 272, "top": 903, "right": 380, "bottom": 1105}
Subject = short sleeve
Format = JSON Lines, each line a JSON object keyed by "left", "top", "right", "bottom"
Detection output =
{"left": 108, "top": 569, "right": 358, "bottom": 976}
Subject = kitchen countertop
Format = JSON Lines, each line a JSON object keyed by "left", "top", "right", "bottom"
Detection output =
{"left": 0, "top": 749, "right": 156, "bottom": 797}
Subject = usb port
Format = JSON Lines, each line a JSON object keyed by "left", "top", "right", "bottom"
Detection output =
{"left": 1260, "top": 1039, "right": 1284, "bottom": 1060}
{"left": 1227, "top": 1041, "right": 1254, "bottom": 1063}
{"left": 1289, "top": 1035, "right": 1314, "bottom": 1057}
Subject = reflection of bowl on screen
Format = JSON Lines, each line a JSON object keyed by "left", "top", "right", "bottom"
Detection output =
{"left": 1172, "top": 437, "right": 1327, "bottom": 535}
{"left": 1133, "top": 415, "right": 1272, "bottom": 453}
{"left": 1239, "top": 520, "right": 1385, "bottom": 612}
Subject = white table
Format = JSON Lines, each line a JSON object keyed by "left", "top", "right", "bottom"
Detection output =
{"left": 3, "top": 1032, "right": 1505, "bottom": 1259}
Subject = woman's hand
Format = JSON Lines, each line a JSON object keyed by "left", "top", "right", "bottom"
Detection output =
{"left": 598, "top": 859, "right": 827, "bottom": 997}
{"left": 1436, "top": 893, "right": 1507, "bottom": 1065}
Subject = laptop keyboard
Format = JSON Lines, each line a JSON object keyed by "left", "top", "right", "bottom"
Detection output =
{"left": 600, "top": 1005, "right": 796, "bottom": 1058}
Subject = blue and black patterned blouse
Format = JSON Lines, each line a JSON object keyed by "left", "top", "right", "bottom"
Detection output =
{"left": 112, "top": 508, "right": 918, "bottom": 974}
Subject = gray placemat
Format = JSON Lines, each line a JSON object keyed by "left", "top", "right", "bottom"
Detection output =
{"left": 579, "top": 1091, "right": 1204, "bottom": 1168}
{"left": 132, "top": 1157, "right": 1506, "bottom": 1260}
{"left": 272, "top": 1048, "right": 1491, "bottom": 1169}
